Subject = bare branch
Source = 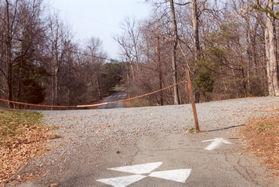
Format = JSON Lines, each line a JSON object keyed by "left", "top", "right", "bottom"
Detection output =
{"left": 175, "top": 2, "right": 190, "bottom": 6}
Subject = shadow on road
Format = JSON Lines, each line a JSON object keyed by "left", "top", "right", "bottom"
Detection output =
{"left": 206, "top": 124, "right": 245, "bottom": 132}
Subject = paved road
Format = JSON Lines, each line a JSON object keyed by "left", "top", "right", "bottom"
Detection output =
{"left": 9, "top": 97, "right": 279, "bottom": 187}
{"left": 98, "top": 91, "right": 127, "bottom": 109}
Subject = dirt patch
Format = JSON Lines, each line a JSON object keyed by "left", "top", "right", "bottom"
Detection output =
{"left": 240, "top": 113, "right": 279, "bottom": 176}
{"left": 0, "top": 109, "right": 54, "bottom": 186}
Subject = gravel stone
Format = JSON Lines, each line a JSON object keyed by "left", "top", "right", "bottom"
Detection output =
{"left": 41, "top": 97, "right": 279, "bottom": 146}
{"left": 12, "top": 96, "right": 279, "bottom": 186}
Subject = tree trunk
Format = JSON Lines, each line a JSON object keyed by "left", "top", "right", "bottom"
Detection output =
{"left": 192, "top": 0, "right": 200, "bottom": 103}
{"left": 265, "top": 0, "right": 279, "bottom": 96}
{"left": 169, "top": 0, "right": 180, "bottom": 105}
{"left": 54, "top": 65, "right": 59, "bottom": 105}
{"left": 129, "top": 61, "right": 135, "bottom": 80}
{"left": 67, "top": 88, "right": 70, "bottom": 106}
{"left": 16, "top": 56, "right": 23, "bottom": 108}
{"left": 171, "top": 43, "right": 180, "bottom": 104}
{"left": 7, "top": 62, "right": 13, "bottom": 107}
{"left": 245, "top": 18, "right": 252, "bottom": 95}
{"left": 5, "top": 0, "right": 13, "bottom": 108}
{"left": 156, "top": 36, "right": 164, "bottom": 105}
{"left": 251, "top": 16, "right": 260, "bottom": 77}
{"left": 96, "top": 74, "right": 102, "bottom": 100}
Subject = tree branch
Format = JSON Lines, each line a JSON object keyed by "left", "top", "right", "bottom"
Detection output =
{"left": 0, "top": 67, "right": 7, "bottom": 79}
{"left": 175, "top": 2, "right": 190, "bottom": 6}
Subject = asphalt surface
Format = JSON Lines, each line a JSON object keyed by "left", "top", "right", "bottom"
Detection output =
{"left": 8, "top": 97, "right": 279, "bottom": 187}
{"left": 98, "top": 91, "right": 127, "bottom": 109}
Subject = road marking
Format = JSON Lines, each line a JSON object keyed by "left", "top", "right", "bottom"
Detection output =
{"left": 97, "top": 162, "right": 192, "bottom": 186}
{"left": 202, "top": 138, "right": 232, "bottom": 151}
{"left": 108, "top": 162, "right": 163, "bottom": 174}
{"left": 149, "top": 169, "right": 192, "bottom": 183}
{"left": 96, "top": 175, "right": 146, "bottom": 187}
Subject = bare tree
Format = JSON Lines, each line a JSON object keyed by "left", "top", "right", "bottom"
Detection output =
{"left": 114, "top": 18, "right": 141, "bottom": 80}
{"left": 169, "top": 0, "right": 180, "bottom": 104}
{"left": 252, "top": 0, "right": 279, "bottom": 96}
{"left": 191, "top": 0, "right": 201, "bottom": 102}
{"left": 3, "top": 0, "right": 19, "bottom": 107}
{"left": 85, "top": 37, "right": 105, "bottom": 100}
{"left": 47, "top": 16, "right": 71, "bottom": 105}
{"left": 264, "top": 0, "right": 279, "bottom": 96}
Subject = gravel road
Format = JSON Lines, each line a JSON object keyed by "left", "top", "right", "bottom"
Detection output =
{"left": 10, "top": 97, "right": 279, "bottom": 187}
{"left": 41, "top": 96, "right": 279, "bottom": 145}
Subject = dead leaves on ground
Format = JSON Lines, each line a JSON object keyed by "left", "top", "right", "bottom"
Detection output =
{"left": 241, "top": 114, "right": 279, "bottom": 175}
{"left": 0, "top": 122, "right": 50, "bottom": 186}
{"left": 0, "top": 109, "right": 60, "bottom": 186}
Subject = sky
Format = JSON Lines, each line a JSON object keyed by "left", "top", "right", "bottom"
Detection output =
{"left": 46, "top": 0, "right": 152, "bottom": 59}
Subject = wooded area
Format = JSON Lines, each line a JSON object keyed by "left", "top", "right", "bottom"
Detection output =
{"left": 0, "top": 0, "right": 127, "bottom": 107}
{"left": 1, "top": 0, "right": 279, "bottom": 108}
{"left": 114, "top": 0, "right": 279, "bottom": 106}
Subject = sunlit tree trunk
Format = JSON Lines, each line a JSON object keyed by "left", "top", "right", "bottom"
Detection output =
{"left": 191, "top": 0, "right": 201, "bottom": 102}
{"left": 169, "top": 0, "right": 180, "bottom": 105}
{"left": 265, "top": 0, "right": 279, "bottom": 96}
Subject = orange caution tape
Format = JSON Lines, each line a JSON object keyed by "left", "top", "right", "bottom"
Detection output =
{"left": 0, "top": 98, "right": 73, "bottom": 108}
{"left": 0, "top": 80, "right": 186, "bottom": 109}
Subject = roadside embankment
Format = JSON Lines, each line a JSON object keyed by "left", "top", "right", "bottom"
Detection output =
{"left": 0, "top": 109, "right": 58, "bottom": 186}
{"left": 240, "top": 111, "right": 279, "bottom": 177}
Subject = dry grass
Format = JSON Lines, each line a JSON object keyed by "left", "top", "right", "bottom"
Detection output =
{"left": 128, "top": 98, "right": 150, "bottom": 107}
{"left": 0, "top": 108, "right": 53, "bottom": 186}
{"left": 240, "top": 114, "right": 279, "bottom": 175}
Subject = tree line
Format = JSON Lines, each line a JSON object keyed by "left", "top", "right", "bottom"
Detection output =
{"left": 1, "top": 0, "right": 279, "bottom": 108}
{"left": 0, "top": 0, "right": 127, "bottom": 107}
{"left": 115, "top": 0, "right": 279, "bottom": 106}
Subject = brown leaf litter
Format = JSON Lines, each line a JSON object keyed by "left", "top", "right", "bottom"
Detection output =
{"left": 240, "top": 113, "right": 279, "bottom": 178}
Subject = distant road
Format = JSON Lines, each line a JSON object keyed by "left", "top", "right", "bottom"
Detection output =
{"left": 97, "top": 90, "right": 127, "bottom": 109}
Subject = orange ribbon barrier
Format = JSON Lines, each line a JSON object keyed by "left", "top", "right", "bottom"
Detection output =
{"left": 0, "top": 98, "right": 73, "bottom": 108}
{"left": 0, "top": 80, "right": 186, "bottom": 109}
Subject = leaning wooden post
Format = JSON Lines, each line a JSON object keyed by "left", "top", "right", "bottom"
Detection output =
{"left": 185, "top": 68, "right": 200, "bottom": 132}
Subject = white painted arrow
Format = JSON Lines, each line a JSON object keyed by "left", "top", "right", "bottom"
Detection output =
{"left": 97, "top": 162, "right": 193, "bottom": 186}
{"left": 108, "top": 162, "right": 163, "bottom": 174}
{"left": 149, "top": 169, "right": 192, "bottom": 183}
{"left": 96, "top": 175, "right": 146, "bottom": 187}
{"left": 202, "top": 138, "right": 232, "bottom": 151}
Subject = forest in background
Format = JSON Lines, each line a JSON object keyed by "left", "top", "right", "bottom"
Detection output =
{"left": 0, "top": 0, "right": 128, "bottom": 107}
{"left": 1, "top": 0, "right": 279, "bottom": 108}
{"left": 116, "top": 0, "right": 279, "bottom": 106}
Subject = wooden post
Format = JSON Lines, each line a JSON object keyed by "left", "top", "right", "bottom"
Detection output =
{"left": 185, "top": 68, "right": 200, "bottom": 132}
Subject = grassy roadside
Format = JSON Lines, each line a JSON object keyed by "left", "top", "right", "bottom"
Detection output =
{"left": 240, "top": 113, "right": 279, "bottom": 176}
{"left": 0, "top": 108, "right": 54, "bottom": 185}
